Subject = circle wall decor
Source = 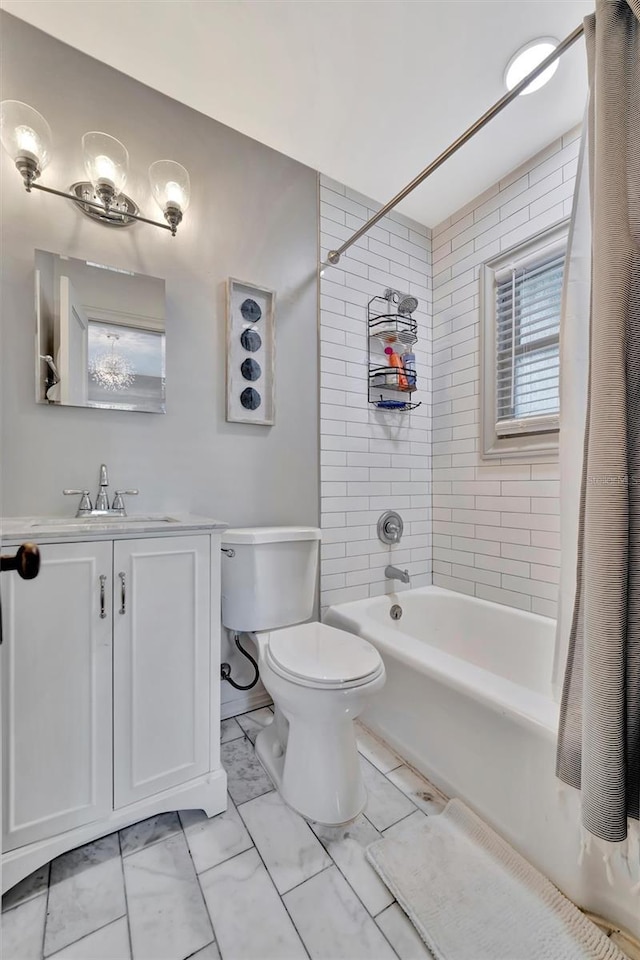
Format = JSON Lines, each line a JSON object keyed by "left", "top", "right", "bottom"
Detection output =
{"left": 240, "top": 387, "right": 261, "bottom": 410}
{"left": 227, "top": 279, "right": 274, "bottom": 425}
{"left": 241, "top": 358, "right": 262, "bottom": 381}
{"left": 240, "top": 298, "right": 262, "bottom": 323}
{"left": 240, "top": 328, "right": 262, "bottom": 352}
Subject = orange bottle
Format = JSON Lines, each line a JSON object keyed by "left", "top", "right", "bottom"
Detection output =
{"left": 384, "top": 347, "right": 408, "bottom": 390}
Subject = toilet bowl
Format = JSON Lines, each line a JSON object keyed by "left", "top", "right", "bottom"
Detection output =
{"left": 221, "top": 527, "right": 385, "bottom": 825}
{"left": 250, "top": 622, "right": 385, "bottom": 824}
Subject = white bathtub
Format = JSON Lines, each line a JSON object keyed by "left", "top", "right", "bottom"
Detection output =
{"left": 326, "top": 585, "right": 639, "bottom": 939}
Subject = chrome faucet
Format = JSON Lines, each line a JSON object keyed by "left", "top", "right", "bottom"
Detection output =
{"left": 95, "top": 463, "right": 110, "bottom": 512}
{"left": 385, "top": 564, "right": 410, "bottom": 584}
{"left": 64, "top": 463, "right": 138, "bottom": 517}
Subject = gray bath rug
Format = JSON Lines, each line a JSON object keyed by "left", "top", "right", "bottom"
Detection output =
{"left": 366, "top": 799, "right": 625, "bottom": 960}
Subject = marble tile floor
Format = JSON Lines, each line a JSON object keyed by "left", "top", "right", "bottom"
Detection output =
{"left": 3, "top": 709, "right": 445, "bottom": 960}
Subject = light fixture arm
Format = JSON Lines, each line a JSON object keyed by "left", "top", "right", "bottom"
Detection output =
{"left": 1, "top": 103, "right": 189, "bottom": 235}
{"left": 25, "top": 179, "right": 177, "bottom": 234}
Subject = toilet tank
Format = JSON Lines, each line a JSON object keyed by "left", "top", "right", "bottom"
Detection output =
{"left": 221, "top": 527, "right": 321, "bottom": 633}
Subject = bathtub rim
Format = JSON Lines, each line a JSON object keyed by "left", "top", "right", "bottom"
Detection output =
{"left": 325, "top": 585, "right": 560, "bottom": 742}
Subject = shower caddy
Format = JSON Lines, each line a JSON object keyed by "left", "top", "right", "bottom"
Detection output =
{"left": 367, "top": 294, "right": 421, "bottom": 411}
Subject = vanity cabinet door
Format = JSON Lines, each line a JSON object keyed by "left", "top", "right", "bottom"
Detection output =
{"left": 2, "top": 541, "right": 113, "bottom": 850}
{"left": 113, "top": 535, "right": 211, "bottom": 808}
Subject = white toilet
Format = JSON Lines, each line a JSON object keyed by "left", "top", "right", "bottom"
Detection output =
{"left": 221, "top": 526, "right": 385, "bottom": 825}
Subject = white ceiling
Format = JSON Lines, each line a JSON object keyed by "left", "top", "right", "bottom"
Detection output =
{"left": 1, "top": 0, "right": 593, "bottom": 226}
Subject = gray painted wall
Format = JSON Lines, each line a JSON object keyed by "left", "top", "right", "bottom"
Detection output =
{"left": 0, "top": 13, "right": 319, "bottom": 713}
{"left": 0, "top": 13, "right": 318, "bottom": 525}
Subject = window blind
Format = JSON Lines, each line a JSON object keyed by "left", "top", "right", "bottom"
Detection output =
{"left": 494, "top": 248, "right": 565, "bottom": 436}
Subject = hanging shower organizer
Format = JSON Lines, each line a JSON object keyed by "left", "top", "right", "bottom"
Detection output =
{"left": 367, "top": 295, "right": 421, "bottom": 411}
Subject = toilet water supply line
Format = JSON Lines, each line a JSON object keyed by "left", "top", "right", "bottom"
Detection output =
{"left": 221, "top": 632, "right": 260, "bottom": 690}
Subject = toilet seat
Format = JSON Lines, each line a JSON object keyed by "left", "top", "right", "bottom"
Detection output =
{"left": 264, "top": 621, "right": 383, "bottom": 690}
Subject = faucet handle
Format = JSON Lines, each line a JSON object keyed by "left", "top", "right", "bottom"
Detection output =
{"left": 63, "top": 490, "right": 93, "bottom": 514}
{"left": 112, "top": 490, "right": 138, "bottom": 513}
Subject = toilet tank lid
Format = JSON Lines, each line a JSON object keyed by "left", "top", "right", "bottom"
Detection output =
{"left": 222, "top": 526, "right": 321, "bottom": 545}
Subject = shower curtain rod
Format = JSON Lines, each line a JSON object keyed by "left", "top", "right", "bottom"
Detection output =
{"left": 326, "top": 22, "right": 585, "bottom": 266}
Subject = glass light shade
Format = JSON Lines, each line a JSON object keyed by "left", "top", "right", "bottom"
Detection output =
{"left": 0, "top": 100, "right": 52, "bottom": 169}
{"left": 82, "top": 131, "right": 128, "bottom": 195}
{"left": 505, "top": 39, "right": 559, "bottom": 96}
{"left": 149, "top": 160, "right": 191, "bottom": 213}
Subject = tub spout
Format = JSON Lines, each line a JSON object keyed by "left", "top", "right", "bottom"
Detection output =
{"left": 385, "top": 564, "right": 410, "bottom": 584}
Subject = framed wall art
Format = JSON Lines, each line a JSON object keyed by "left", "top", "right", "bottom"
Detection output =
{"left": 226, "top": 278, "right": 276, "bottom": 425}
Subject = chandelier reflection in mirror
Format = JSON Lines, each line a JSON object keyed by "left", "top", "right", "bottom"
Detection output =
{"left": 89, "top": 334, "right": 136, "bottom": 392}
{"left": 0, "top": 101, "right": 190, "bottom": 236}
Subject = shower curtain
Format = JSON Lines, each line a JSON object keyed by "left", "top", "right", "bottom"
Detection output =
{"left": 556, "top": 0, "right": 640, "bottom": 847}
{"left": 552, "top": 117, "right": 590, "bottom": 705}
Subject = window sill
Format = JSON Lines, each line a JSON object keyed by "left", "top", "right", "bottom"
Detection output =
{"left": 481, "top": 430, "right": 559, "bottom": 461}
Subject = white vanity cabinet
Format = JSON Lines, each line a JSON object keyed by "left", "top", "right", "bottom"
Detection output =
{"left": 2, "top": 540, "right": 113, "bottom": 851}
{"left": 113, "top": 535, "right": 211, "bottom": 807}
{"left": 1, "top": 518, "right": 227, "bottom": 892}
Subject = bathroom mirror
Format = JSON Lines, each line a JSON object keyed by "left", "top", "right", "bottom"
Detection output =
{"left": 35, "top": 250, "right": 166, "bottom": 413}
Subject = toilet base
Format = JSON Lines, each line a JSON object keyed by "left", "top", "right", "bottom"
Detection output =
{"left": 255, "top": 713, "right": 366, "bottom": 826}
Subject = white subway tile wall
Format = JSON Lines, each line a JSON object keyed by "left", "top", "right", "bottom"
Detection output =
{"left": 319, "top": 175, "right": 432, "bottom": 613}
{"left": 319, "top": 128, "right": 579, "bottom": 618}
{"left": 430, "top": 127, "right": 580, "bottom": 617}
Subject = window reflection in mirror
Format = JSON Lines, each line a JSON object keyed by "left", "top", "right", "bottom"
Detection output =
{"left": 35, "top": 250, "right": 166, "bottom": 414}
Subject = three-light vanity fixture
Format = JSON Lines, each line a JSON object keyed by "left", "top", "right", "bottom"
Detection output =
{"left": 0, "top": 100, "right": 190, "bottom": 236}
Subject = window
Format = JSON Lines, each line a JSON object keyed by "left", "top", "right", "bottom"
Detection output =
{"left": 480, "top": 220, "right": 568, "bottom": 458}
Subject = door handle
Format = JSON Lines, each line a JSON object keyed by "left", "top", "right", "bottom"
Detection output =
{"left": 0, "top": 543, "right": 40, "bottom": 579}
{"left": 0, "top": 542, "right": 42, "bottom": 644}
{"left": 99, "top": 575, "right": 107, "bottom": 619}
{"left": 119, "top": 572, "right": 126, "bottom": 615}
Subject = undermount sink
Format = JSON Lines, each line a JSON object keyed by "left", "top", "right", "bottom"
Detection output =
{"left": 33, "top": 515, "right": 180, "bottom": 527}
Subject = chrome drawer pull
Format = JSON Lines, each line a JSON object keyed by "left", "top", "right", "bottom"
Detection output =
{"left": 99, "top": 575, "right": 107, "bottom": 619}
{"left": 119, "top": 572, "right": 126, "bottom": 615}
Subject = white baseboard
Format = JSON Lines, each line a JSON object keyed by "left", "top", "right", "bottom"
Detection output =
{"left": 220, "top": 683, "right": 272, "bottom": 720}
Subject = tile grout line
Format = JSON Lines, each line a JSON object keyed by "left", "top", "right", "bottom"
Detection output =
{"left": 225, "top": 717, "right": 403, "bottom": 956}
{"left": 117, "top": 829, "right": 135, "bottom": 960}
{"left": 1, "top": 861, "right": 50, "bottom": 916}
{"left": 235, "top": 788, "right": 346, "bottom": 904}
{"left": 40, "top": 860, "right": 52, "bottom": 960}
{"left": 183, "top": 943, "right": 217, "bottom": 960}
{"left": 178, "top": 801, "right": 261, "bottom": 873}
{"left": 233, "top": 734, "right": 403, "bottom": 955}
{"left": 308, "top": 820, "right": 401, "bottom": 938}
{"left": 181, "top": 818, "right": 220, "bottom": 960}
{"left": 119, "top": 814, "right": 183, "bottom": 859}
{"left": 43, "top": 914, "right": 128, "bottom": 960}
{"left": 360, "top": 720, "right": 449, "bottom": 809}
{"left": 193, "top": 719, "right": 312, "bottom": 960}
{"left": 233, "top": 784, "right": 275, "bottom": 807}
{"left": 280, "top": 831, "right": 402, "bottom": 960}
{"left": 231, "top": 718, "right": 427, "bottom": 879}
{"left": 217, "top": 820, "right": 314, "bottom": 960}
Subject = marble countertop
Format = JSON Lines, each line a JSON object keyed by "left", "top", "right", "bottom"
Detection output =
{"left": 1, "top": 514, "right": 228, "bottom": 546}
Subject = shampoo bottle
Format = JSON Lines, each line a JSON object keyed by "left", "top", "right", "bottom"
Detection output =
{"left": 402, "top": 350, "right": 416, "bottom": 390}
{"left": 384, "top": 347, "right": 408, "bottom": 390}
